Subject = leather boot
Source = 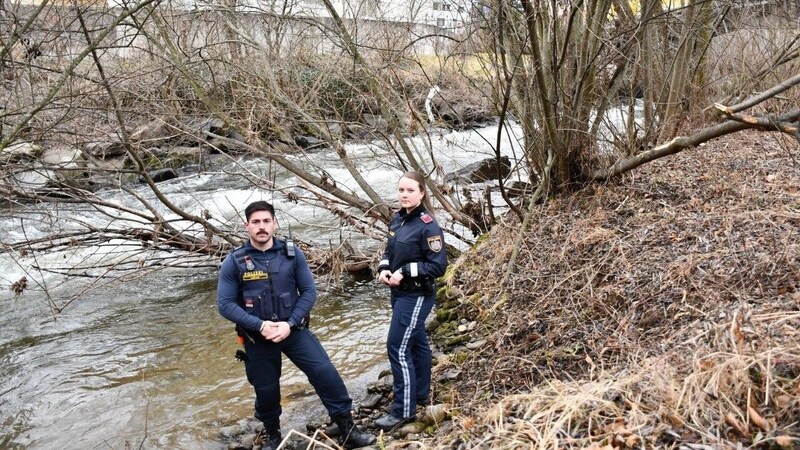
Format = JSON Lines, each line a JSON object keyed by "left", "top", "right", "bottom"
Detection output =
{"left": 374, "top": 413, "right": 415, "bottom": 431}
{"left": 258, "top": 420, "right": 282, "bottom": 450}
{"left": 333, "top": 413, "right": 376, "bottom": 449}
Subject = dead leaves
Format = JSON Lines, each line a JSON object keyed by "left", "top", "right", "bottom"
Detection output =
{"left": 580, "top": 444, "right": 615, "bottom": 450}
{"left": 724, "top": 412, "right": 748, "bottom": 437}
{"left": 747, "top": 406, "right": 771, "bottom": 432}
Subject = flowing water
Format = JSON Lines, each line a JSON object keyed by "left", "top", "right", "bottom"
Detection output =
{"left": 0, "top": 269, "right": 390, "bottom": 449}
{"left": 0, "top": 124, "right": 531, "bottom": 449}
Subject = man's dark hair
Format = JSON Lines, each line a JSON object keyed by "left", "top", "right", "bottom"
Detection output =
{"left": 244, "top": 201, "right": 275, "bottom": 222}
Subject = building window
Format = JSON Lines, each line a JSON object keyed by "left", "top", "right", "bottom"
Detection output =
{"left": 433, "top": 1, "right": 440, "bottom": 10}
{"left": 437, "top": 17, "right": 445, "bottom": 26}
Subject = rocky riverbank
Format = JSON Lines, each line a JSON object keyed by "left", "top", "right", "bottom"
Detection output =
{"left": 416, "top": 130, "right": 800, "bottom": 449}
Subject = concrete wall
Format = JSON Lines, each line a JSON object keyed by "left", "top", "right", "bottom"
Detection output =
{"left": 2, "top": 1, "right": 471, "bottom": 60}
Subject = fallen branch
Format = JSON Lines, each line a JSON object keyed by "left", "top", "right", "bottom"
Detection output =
{"left": 591, "top": 108, "right": 800, "bottom": 181}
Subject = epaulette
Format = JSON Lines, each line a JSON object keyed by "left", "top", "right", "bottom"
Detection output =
{"left": 232, "top": 245, "right": 248, "bottom": 259}
{"left": 420, "top": 213, "right": 433, "bottom": 224}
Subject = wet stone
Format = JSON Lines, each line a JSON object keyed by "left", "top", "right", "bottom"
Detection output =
{"left": 219, "top": 424, "right": 244, "bottom": 438}
{"left": 360, "top": 393, "right": 383, "bottom": 409}
{"left": 239, "top": 433, "right": 257, "bottom": 446}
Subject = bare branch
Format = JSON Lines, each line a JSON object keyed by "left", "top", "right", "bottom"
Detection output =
{"left": 591, "top": 108, "right": 800, "bottom": 180}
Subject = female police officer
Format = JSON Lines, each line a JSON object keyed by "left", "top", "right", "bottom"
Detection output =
{"left": 374, "top": 171, "right": 448, "bottom": 430}
{"left": 217, "top": 201, "right": 375, "bottom": 449}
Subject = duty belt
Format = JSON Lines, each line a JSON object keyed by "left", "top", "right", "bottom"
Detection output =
{"left": 235, "top": 314, "right": 310, "bottom": 343}
{"left": 396, "top": 277, "right": 434, "bottom": 294}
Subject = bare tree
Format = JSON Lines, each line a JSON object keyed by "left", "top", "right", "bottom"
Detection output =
{"left": 472, "top": 0, "right": 798, "bottom": 200}
{"left": 1, "top": 0, "right": 798, "bottom": 309}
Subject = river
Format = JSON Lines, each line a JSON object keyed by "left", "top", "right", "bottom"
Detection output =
{"left": 0, "top": 123, "right": 529, "bottom": 449}
{"left": 0, "top": 269, "right": 389, "bottom": 449}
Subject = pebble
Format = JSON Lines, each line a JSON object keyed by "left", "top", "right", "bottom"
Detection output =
{"left": 466, "top": 339, "right": 486, "bottom": 350}
{"left": 442, "top": 369, "right": 462, "bottom": 380}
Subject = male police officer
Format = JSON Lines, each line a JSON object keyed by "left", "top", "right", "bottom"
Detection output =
{"left": 217, "top": 201, "right": 375, "bottom": 450}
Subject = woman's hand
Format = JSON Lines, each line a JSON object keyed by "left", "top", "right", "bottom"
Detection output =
{"left": 387, "top": 270, "right": 403, "bottom": 287}
{"left": 378, "top": 270, "right": 392, "bottom": 285}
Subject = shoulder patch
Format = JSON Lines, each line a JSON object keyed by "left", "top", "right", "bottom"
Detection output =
{"left": 427, "top": 235, "right": 443, "bottom": 252}
{"left": 420, "top": 213, "right": 433, "bottom": 224}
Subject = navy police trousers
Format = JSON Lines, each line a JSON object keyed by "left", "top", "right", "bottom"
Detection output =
{"left": 243, "top": 328, "right": 352, "bottom": 424}
{"left": 387, "top": 291, "right": 435, "bottom": 419}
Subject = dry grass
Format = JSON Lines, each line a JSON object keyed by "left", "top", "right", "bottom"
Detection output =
{"left": 427, "top": 130, "right": 800, "bottom": 449}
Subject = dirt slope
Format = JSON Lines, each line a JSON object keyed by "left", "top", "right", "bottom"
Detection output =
{"left": 427, "top": 131, "right": 800, "bottom": 449}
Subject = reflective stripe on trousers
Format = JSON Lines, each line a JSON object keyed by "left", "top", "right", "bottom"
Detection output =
{"left": 387, "top": 292, "right": 434, "bottom": 418}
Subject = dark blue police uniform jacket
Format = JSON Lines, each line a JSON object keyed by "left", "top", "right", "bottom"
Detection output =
{"left": 378, "top": 206, "right": 447, "bottom": 288}
{"left": 378, "top": 205, "right": 448, "bottom": 419}
{"left": 218, "top": 239, "right": 313, "bottom": 330}
{"left": 217, "top": 238, "right": 351, "bottom": 424}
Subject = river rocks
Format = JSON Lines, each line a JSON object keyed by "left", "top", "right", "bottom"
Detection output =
{"left": 220, "top": 423, "right": 246, "bottom": 438}
{"left": 167, "top": 146, "right": 206, "bottom": 164}
{"left": 441, "top": 368, "right": 462, "bottom": 381}
{"left": 362, "top": 114, "right": 389, "bottom": 132}
{"left": 360, "top": 393, "right": 383, "bottom": 409}
{"left": 144, "top": 167, "right": 178, "bottom": 183}
{"left": 428, "top": 90, "right": 494, "bottom": 129}
{"left": 217, "top": 367, "right": 454, "bottom": 449}
{"left": 1, "top": 141, "right": 42, "bottom": 162}
{"left": 425, "top": 317, "right": 441, "bottom": 333}
{"left": 445, "top": 155, "right": 511, "bottom": 185}
{"left": 130, "top": 119, "right": 171, "bottom": 144}
{"left": 396, "top": 421, "right": 427, "bottom": 435}
{"left": 8, "top": 162, "right": 54, "bottom": 193}
{"left": 465, "top": 339, "right": 486, "bottom": 350}
{"left": 421, "top": 404, "right": 449, "bottom": 425}
{"left": 85, "top": 140, "right": 127, "bottom": 159}
{"left": 41, "top": 146, "right": 83, "bottom": 168}
{"left": 1, "top": 142, "right": 94, "bottom": 197}
{"left": 127, "top": 116, "right": 246, "bottom": 153}
{"left": 47, "top": 147, "right": 91, "bottom": 189}
{"left": 293, "top": 135, "right": 326, "bottom": 150}
{"left": 368, "top": 371, "right": 394, "bottom": 395}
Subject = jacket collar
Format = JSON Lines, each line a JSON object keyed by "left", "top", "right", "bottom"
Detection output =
{"left": 399, "top": 205, "right": 425, "bottom": 219}
{"left": 244, "top": 237, "right": 284, "bottom": 253}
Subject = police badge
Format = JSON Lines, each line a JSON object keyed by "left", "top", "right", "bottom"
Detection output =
{"left": 244, "top": 256, "right": 255, "bottom": 271}
{"left": 427, "top": 235, "right": 443, "bottom": 252}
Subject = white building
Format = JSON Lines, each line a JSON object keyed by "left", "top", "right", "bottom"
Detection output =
{"left": 186, "top": 0, "right": 475, "bottom": 30}
{"left": 6, "top": 0, "right": 476, "bottom": 58}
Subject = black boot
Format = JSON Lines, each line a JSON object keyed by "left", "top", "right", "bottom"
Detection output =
{"left": 374, "top": 413, "right": 415, "bottom": 431}
{"left": 333, "top": 413, "right": 376, "bottom": 449}
{"left": 258, "top": 420, "right": 282, "bottom": 450}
